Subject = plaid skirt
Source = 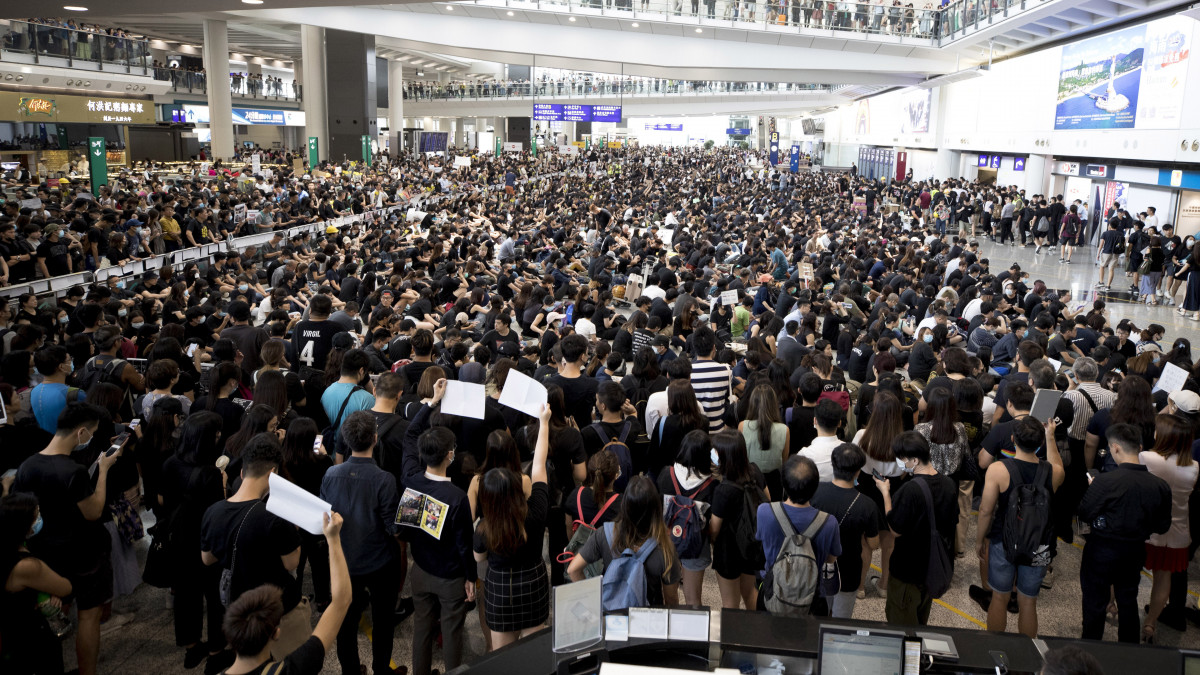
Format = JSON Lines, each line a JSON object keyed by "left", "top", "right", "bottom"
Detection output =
{"left": 483, "top": 560, "right": 550, "bottom": 632}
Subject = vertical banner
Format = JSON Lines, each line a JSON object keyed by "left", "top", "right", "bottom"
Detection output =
{"left": 251, "top": 153, "right": 261, "bottom": 176}
{"left": 56, "top": 127, "right": 68, "bottom": 150}
{"left": 531, "top": 136, "right": 538, "bottom": 157}
{"left": 307, "top": 137, "right": 319, "bottom": 169}
{"left": 789, "top": 144, "right": 800, "bottom": 172}
{"left": 361, "top": 135, "right": 372, "bottom": 165}
{"left": 495, "top": 136, "right": 502, "bottom": 156}
{"left": 769, "top": 131, "right": 779, "bottom": 166}
{"left": 88, "top": 137, "right": 107, "bottom": 197}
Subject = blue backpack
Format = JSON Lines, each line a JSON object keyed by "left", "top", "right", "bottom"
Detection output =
{"left": 663, "top": 470, "right": 713, "bottom": 559}
{"left": 600, "top": 522, "right": 658, "bottom": 613}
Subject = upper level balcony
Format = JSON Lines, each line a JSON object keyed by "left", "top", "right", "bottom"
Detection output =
{"left": 1, "top": 19, "right": 151, "bottom": 75}
{"left": 403, "top": 77, "right": 831, "bottom": 101}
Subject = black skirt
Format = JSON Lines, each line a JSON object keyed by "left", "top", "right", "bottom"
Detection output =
{"left": 483, "top": 561, "right": 550, "bottom": 632}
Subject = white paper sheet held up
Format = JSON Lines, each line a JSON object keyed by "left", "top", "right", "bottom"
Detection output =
{"left": 720, "top": 290, "right": 739, "bottom": 306}
{"left": 498, "top": 369, "right": 547, "bottom": 418}
{"left": 267, "top": 472, "right": 332, "bottom": 535}
{"left": 441, "top": 381, "right": 487, "bottom": 420}
{"left": 1154, "top": 362, "right": 1189, "bottom": 394}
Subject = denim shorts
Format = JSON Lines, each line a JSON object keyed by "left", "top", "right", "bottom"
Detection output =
{"left": 680, "top": 539, "right": 712, "bottom": 572}
{"left": 988, "top": 539, "right": 1047, "bottom": 598}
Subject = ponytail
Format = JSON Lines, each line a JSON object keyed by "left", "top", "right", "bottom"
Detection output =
{"left": 586, "top": 449, "right": 619, "bottom": 506}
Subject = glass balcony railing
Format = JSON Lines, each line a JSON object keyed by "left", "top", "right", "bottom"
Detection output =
{"left": 405, "top": 78, "right": 830, "bottom": 101}
{"left": 454, "top": 0, "right": 1043, "bottom": 44}
{"left": 153, "top": 68, "right": 302, "bottom": 101}
{"left": 0, "top": 19, "right": 150, "bottom": 73}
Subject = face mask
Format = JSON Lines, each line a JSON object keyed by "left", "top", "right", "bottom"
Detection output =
{"left": 896, "top": 458, "right": 914, "bottom": 474}
{"left": 75, "top": 431, "right": 91, "bottom": 452}
{"left": 116, "top": 281, "right": 125, "bottom": 290}
{"left": 184, "top": 291, "right": 190, "bottom": 299}
{"left": 218, "top": 310, "right": 227, "bottom": 318}
{"left": 58, "top": 316, "right": 68, "bottom": 325}
{"left": 118, "top": 309, "right": 127, "bottom": 318}
{"left": 1023, "top": 329, "right": 1030, "bottom": 338}
{"left": 29, "top": 513, "right": 42, "bottom": 538}
{"left": 58, "top": 230, "right": 65, "bottom": 238}
{"left": 710, "top": 449, "right": 720, "bottom": 466}
{"left": 238, "top": 284, "right": 249, "bottom": 292}
{"left": 923, "top": 334, "right": 933, "bottom": 343}
{"left": 132, "top": 322, "right": 144, "bottom": 330}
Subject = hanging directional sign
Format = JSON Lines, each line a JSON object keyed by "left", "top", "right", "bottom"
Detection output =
{"left": 88, "top": 137, "right": 107, "bottom": 197}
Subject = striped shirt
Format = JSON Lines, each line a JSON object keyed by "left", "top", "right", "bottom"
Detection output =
{"left": 1064, "top": 382, "right": 1116, "bottom": 440}
{"left": 690, "top": 359, "right": 732, "bottom": 432}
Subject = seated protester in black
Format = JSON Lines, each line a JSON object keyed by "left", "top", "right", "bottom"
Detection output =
{"left": 568, "top": 474, "right": 682, "bottom": 607}
{"left": 218, "top": 511, "right": 351, "bottom": 675}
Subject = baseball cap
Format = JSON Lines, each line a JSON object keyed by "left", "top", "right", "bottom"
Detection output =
{"left": 42, "top": 223, "right": 59, "bottom": 235}
{"left": 758, "top": 273, "right": 772, "bottom": 284}
{"left": 1169, "top": 390, "right": 1200, "bottom": 415}
{"left": 496, "top": 341, "right": 520, "bottom": 358}
{"left": 546, "top": 312, "right": 565, "bottom": 325}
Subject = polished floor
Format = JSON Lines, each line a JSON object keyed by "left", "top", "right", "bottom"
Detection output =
{"left": 69, "top": 240, "right": 1200, "bottom": 672}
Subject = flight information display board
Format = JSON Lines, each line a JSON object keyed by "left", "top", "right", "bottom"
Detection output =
{"left": 533, "top": 104, "right": 623, "bottom": 122}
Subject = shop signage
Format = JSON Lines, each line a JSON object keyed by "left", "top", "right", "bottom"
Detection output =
{"left": 1056, "top": 162, "right": 1080, "bottom": 176}
{"left": 1083, "top": 164, "right": 1109, "bottom": 178}
{"left": 2, "top": 92, "right": 153, "bottom": 125}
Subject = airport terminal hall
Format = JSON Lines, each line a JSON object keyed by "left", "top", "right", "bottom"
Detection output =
{"left": 8, "top": 1, "right": 1200, "bottom": 674}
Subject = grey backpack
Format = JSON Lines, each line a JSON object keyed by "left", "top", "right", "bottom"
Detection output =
{"left": 761, "top": 503, "right": 828, "bottom": 617}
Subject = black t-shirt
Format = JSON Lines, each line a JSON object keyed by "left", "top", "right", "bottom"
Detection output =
{"left": 547, "top": 374, "right": 600, "bottom": 429}
{"left": 401, "top": 361, "right": 444, "bottom": 395}
{"left": 292, "top": 319, "right": 342, "bottom": 373}
{"left": 200, "top": 498, "right": 303, "bottom": 611}
{"left": 886, "top": 474, "right": 959, "bottom": 585}
{"left": 186, "top": 218, "right": 213, "bottom": 245}
{"left": 811, "top": 483, "right": 883, "bottom": 590}
{"left": 407, "top": 297, "right": 433, "bottom": 321}
{"left": 481, "top": 329, "right": 520, "bottom": 358}
{"left": 36, "top": 238, "right": 71, "bottom": 277}
{"left": 13, "top": 453, "right": 104, "bottom": 572}
{"left": 709, "top": 468, "right": 767, "bottom": 577}
{"left": 787, "top": 404, "right": 818, "bottom": 455}
{"left": 474, "top": 482, "right": 549, "bottom": 570}
{"left": 564, "top": 485, "right": 623, "bottom": 527}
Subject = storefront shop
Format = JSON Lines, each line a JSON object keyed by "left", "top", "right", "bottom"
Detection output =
{"left": 167, "top": 103, "right": 306, "bottom": 150}
{"left": 0, "top": 90, "right": 153, "bottom": 177}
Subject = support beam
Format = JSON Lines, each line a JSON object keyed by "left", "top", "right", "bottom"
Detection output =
{"left": 1082, "top": 0, "right": 1120, "bottom": 18}
{"left": 1014, "top": 24, "right": 1051, "bottom": 37}
{"left": 1032, "top": 17, "right": 1071, "bottom": 31}
{"left": 202, "top": 19, "right": 234, "bottom": 161}
{"left": 1108, "top": 0, "right": 1147, "bottom": 7}
{"left": 1058, "top": 8, "right": 1097, "bottom": 24}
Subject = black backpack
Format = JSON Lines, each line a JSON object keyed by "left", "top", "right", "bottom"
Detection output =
{"left": 731, "top": 481, "right": 767, "bottom": 569}
{"left": 1000, "top": 459, "right": 1055, "bottom": 568}
{"left": 76, "top": 355, "right": 129, "bottom": 393}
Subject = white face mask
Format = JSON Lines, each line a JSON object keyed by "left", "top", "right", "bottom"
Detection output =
{"left": 896, "top": 458, "right": 914, "bottom": 474}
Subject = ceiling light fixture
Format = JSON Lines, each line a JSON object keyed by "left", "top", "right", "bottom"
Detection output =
{"left": 507, "top": 10, "right": 514, "bottom": 15}
{"left": 63, "top": 5, "right": 88, "bottom": 10}
{"left": 569, "top": 16, "right": 576, "bottom": 21}
{"left": 695, "top": 27, "right": 702, "bottom": 32}
{"left": 241, "top": 0, "right": 263, "bottom": 3}
{"left": 631, "top": 22, "right": 639, "bottom": 27}
{"left": 446, "top": 4, "right": 453, "bottom": 9}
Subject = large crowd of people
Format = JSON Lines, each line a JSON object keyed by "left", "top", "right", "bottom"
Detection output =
{"left": 0, "top": 144, "right": 1176, "bottom": 675}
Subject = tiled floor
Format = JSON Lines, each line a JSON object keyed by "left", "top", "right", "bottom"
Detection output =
{"left": 77, "top": 240, "right": 1200, "bottom": 673}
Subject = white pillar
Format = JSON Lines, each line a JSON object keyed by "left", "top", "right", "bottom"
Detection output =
{"left": 202, "top": 19, "right": 234, "bottom": 161}
{"left": 388, "top": 60, "right": 404, "bottom": 155}
{"left": 300, "top": 25, "right": 328, "bottom": 163}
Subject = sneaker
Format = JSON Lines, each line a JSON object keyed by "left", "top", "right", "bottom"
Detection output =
{"left": 968, "top": 584, "right": 991, "bottom": 612}
{"left": 1065, "top": 259, "right": 1071, "bottom": 265}
{"left": 856, "top": 588, "right": 866, "bottom": 600}
{"left": 1059, "top": 258, "right": 1064, "bottom": 264}
{"left": 868, "top": 575, "right": 887, "bottom": 598}
{"left": 184, "top": 643, "right": 209, "bottom": 670}
{"left": 1041, "top": 567, "right": 1054, "bottom": 590}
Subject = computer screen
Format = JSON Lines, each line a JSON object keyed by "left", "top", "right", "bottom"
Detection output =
{"left": 1183, "top": 651, "right": 1200, "bottom": 675}
{"left": 819, "top": 627, "right": 905, "bottom": 675}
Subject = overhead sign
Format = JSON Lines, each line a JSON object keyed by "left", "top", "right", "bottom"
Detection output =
{"left": 183, "top": 104, "right": 306, "bottom": 126}
{"left": 978, "top": 154, "right": 989, "bottom": 168}
{"left": 989, "top": 155, "right": 1001, "bottom": 169}
{"left": 88, "top": 137, "right": 107, "bottom": 196}
{"left": 1056, "top": 162, "right": 1081, "bottom": 176}
{"left": 769, "top": 131, "right": 779, "bottom": 166}
{"left": 1084, "top": 164, "right": 1110, "bottom": 178}
{"left": 644, "top": 123, "right": 683, "bottom": 131}
{"left": 1013, "top": 158, "right": 1027, "bottom": 171}
{"left": 726, "top": 128, "right": 749, "bottom": 135}
{"left": 533, "top": 104, "right": 622, "bottom": 122}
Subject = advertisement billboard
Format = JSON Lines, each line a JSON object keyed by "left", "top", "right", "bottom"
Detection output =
{"left": 1054, "top": 17, "right": 1192, "bottom": 130}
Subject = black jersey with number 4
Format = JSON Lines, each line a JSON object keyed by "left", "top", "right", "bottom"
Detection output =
{"left": 292, "top": 319, "right": 342, "bottom": 372}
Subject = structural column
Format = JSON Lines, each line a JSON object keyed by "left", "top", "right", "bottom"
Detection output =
{"left": 202, "top": 19, "right": 234, "bottom": 161}
{"left": 300, "top": 25, "right": 328, "bottom": 163}
{"left": 324, "top": 29, "right": 377, "bottom": 162}
{"left": 388, "top": 60, "right": 404, "bottom": 155}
